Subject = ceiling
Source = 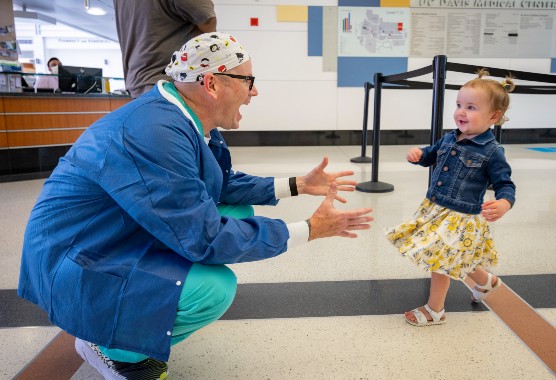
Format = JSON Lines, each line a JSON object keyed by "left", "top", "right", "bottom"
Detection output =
{"left": 12, "top": 0, "right": 118, "bottom": 42}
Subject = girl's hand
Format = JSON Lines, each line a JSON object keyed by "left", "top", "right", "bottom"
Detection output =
{"left": 481, "top": 199, "right": 512, "bottom": 222}
{"left": 406, "top": 147, "right": 422, "bottom": 163}
{"left": 297, "top": 157, "right": 357, "bottom": 204}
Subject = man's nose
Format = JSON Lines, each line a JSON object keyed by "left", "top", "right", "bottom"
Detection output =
{"left": 250, "top": 84, "right": 258, "bottom": 97}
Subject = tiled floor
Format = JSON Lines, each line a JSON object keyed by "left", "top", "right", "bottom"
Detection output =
{"left": 2, "top": 144, "right": 555, "bottom": 379}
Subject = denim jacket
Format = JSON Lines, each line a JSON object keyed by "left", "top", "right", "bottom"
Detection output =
{"left": 417, "top": 129, "right": 515, "bottom": 215}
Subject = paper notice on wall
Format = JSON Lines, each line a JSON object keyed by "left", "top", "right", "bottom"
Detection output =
{"left": 446, "top": 11, "right": 482, "bottom": 57}
{"left": 410, "top": 10, "right": 446, "bottom": 57}
{"left": 410, "top": 9, "right": 555, "bottom": 58}
{"left": 517, "top": 13, "right": 554, "bottom": 57}
{"left": 481, "top": 11, "right": 519, "bottom": 57}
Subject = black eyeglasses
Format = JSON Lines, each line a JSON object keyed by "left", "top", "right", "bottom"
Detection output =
{"left": 214, "top": 73, "right": 255, "bottom": 91}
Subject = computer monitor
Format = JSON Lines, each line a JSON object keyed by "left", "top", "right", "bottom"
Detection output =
{"left": 58, "top": 65, "right": 103, "bottom": 94}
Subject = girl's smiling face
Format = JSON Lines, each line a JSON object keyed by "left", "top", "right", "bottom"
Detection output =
{"left": 454, "top": 87, "right": 502, "bottom": 139}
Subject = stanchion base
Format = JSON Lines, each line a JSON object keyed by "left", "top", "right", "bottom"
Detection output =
{"left": 350, "top": 156, "right": 373, "bottom": 163}
{"left": 356, "top": 181, "right": 394, "bottom": 193}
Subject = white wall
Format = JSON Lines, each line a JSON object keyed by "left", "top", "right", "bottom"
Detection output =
{"left": 15, "top": 2, "right": 556, "bottom": 132}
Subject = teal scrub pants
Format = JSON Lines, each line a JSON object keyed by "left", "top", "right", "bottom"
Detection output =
{"left": 99, "top": 204, "right": 254, "bottom": 362}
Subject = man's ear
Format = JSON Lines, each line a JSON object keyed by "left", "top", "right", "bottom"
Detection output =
{"left": 203, "top": 73, "right": 218, "bottom": 100}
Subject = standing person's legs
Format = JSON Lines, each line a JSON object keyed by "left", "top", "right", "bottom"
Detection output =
{"left": 427, "top": 271, "right": 450, "bottom": 312}
{"left": 405, "top": 271, "right": 450, "bottom": 324}
{"left": 467, "top": 266, "right": 499, "bottom": 289}
{"left": 467, "top": 266, "right": 502, "bottom": 302}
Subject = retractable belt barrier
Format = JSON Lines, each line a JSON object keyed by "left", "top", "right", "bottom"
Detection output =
{"left": 354, "top": 55, "right": 556, "bottom": 194}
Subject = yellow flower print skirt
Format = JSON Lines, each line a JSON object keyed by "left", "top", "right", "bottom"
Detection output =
{"left": 386, "top": 198, "right": 498, "bottom": 280}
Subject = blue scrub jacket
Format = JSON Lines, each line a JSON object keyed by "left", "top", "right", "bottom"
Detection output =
{"left": 18, "top": 82, "right": 289, "bottom": 361}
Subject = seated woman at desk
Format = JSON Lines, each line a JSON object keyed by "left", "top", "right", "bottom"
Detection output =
{"left": 34, "top": 57, "right": 61, "bottom": 90}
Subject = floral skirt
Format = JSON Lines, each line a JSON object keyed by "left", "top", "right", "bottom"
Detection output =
{"left": 385, "top": 198, "right": 498, "bottom": 280}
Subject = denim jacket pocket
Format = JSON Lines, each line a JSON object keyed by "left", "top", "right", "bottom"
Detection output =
{"left": 459, "top": 152, "right": 485, "bottom": 168}
{"left": 455, "top": 152, "right": 486, "bottom": 183}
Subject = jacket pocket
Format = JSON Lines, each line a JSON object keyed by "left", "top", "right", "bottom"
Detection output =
{"left": 459, "top": 152, "right": 485, "bottom": 168}
{"left": 51, "top": 254, "right": 127, "bottom": 343}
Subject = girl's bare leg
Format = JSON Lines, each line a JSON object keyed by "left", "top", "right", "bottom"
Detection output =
{"left": 467, "top": 267, "right": 499, "bottom": 292}
{"left": 405, "top": 272, "right": 450, "bottom": 322}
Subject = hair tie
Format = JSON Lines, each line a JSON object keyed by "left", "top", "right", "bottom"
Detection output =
{"left": 500, "top": 80, "right": 510, "bottom": 91}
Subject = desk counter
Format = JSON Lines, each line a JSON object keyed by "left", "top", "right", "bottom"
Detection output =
{"left": 0, "top": 93, "right": 132, "bottom": 180}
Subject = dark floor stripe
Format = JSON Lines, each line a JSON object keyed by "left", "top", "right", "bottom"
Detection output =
{"left": 4, "top": 274, "right": 555, "bottom": 327}
{"left": 465, "top": 277, "right": 556, "bottom": 374}
{"left": 13, "top": 331, "right": 83, "bottom": 380}
{"left": 8, "top": 274, "right": 556, "bottom": 378}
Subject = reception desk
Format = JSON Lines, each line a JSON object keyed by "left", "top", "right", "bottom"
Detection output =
{"left": 0, "top": 92, "right": 132, "bottom": 180}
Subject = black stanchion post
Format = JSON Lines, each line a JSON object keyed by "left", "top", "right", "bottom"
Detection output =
{"left": 351, "top": 81, "right": 373, "bottom": 163}
{"left": 493, "top": 124, "right": 501, "bottom": 142}
{"left": 356, "top": 73, "right": 394, "bottom": 193}
{"left": 429, "top": 55, "right": 447, "bottom": 186}
{"left": 487, "top": 124, "right": 503, "bottom": 191}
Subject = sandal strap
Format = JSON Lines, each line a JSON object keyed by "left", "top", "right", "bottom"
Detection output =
{"left": 424, "top": 304, "right": 445, "bottom": 322}
{"left": 410, "top": 308, "right": 429, "bottom": 325}
{"left": 475, "top": 272, "right": 494, "bottom": 292}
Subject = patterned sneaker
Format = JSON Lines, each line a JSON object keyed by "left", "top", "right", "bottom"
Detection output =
{"left": 75, "top": 338, "right": 168, "bottom": 379}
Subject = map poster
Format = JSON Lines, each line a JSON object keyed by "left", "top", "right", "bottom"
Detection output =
{"left": 338, "top": 7, "right": 410, "bottom": 57}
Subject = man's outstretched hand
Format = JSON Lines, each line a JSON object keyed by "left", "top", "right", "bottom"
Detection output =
{"left": 297, "top": 157, "right": 357, "bottom": 203}
{"left": 308, "top": 183, "right": 373, "bottom": 240}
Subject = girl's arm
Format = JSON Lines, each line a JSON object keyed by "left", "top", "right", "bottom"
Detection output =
{"left": 482, "top": 146, "right": 516, "bottom": 222}
{"left": 416, "top": 136, "right": 445, "bottom": 167}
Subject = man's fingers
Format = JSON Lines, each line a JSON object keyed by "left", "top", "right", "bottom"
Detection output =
{"left": 324, "top": 182, "right": 338, "bottom": 206}
{"left": 317, "top": 156, "right": 329, "bottom": 171}
{"left": 336, "top": 179, "right": 357, "bottom": 186}
{"left": 348, "top": 215, "right": 374, "bottom": 225}
{"left": 334, "top": 195, "right": 348, "bottom": 204}
{"left": 332, "top": 171, "right": 355, "bottom": 179}
{"left": 336, "top": 230, "right": 355, "bottom": 238}
{"left": 343, "top": 208, "right": 374, "bottom": 218}
{"left": 346, "top": 223, "right": 372, "bottom": 231}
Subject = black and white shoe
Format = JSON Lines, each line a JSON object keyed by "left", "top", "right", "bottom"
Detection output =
{"left": 75, "top": 338, "right": 168, "bottom": 380}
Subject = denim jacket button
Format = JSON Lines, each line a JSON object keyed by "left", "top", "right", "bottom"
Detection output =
{"left": 466, "top": 159, "right": 472, "bottom": 165}
{"left": 431, "top": 196, "right": 436, "bottom": 201}
{"left": 451, "top": 150, "right": 457, "bottom": 156}
{"left": 443, "top": 166, "right": 449, "bottom": 172}
{"left": 437, "top": 181, "right": 442, "bottom": 186}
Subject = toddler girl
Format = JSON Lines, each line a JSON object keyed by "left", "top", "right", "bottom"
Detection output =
{"left": 386, "top": 69, "right": 516, "bottom": 326}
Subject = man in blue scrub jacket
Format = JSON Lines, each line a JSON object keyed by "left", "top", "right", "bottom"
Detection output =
{"left": 18, "top": 32, "right": 373, "bottom": 379}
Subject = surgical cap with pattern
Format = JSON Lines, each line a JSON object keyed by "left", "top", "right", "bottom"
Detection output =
{"left": 165, "top": 32, "right": 250, "bottom": 83}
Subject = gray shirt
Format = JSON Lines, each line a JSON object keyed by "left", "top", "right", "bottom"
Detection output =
{"left": 114, "top": 0, "right": 216, "bottom": 98}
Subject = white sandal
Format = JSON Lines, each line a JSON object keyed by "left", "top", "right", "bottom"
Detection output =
{"left": 405, "top": 304, "right": 446, "bottom": 327}
{"left": 471, "top": 272, "right": 502, "bottom": 303}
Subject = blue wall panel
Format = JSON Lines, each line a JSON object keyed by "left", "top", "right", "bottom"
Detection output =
{"left": 308, "top": 6, "right": 323, "bottom": 57}
{"left": 338, "top": 0, "right": 380, "bottom": 6}
{"left": 337, "top": 57, "right": 408, "bottom": 87}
